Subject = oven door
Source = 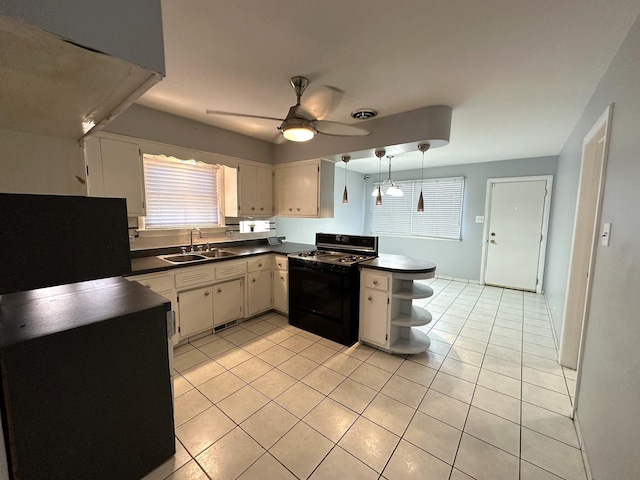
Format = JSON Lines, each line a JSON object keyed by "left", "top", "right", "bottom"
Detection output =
{"left": 288, "top": 261, "right": 359, "bottom": 345}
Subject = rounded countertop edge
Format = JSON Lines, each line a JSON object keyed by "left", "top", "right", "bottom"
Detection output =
{"left": 359, "top": 253, "right": 436, "bottom": 274}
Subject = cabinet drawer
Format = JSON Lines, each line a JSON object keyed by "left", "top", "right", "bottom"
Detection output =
{"left": 216, "top": 260, "right": 247, "bottom": 280}
{"left": 128, "top": 273, "right": 173, "bottom": 292}
{"left": 248, "top": 255, "right": 271, "bottom": 272}
{"left": 175, "top": 265, "right": 215, "bottom": 289}
{"left": 273, "top": 255, "right": 288, "bottom": 271}
{"left": 363, "top": 272, "right": 389, "bottom": 291}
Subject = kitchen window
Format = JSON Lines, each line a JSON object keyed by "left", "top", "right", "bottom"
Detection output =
{"left": 142, "top": 154, "right": 222, "bottom": 228}
{"left": 371, "top": 176, "right": 464, "bottom": 240}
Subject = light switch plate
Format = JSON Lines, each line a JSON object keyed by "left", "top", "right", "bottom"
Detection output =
{"left": 475, "top": 216, "right": 485, "bottom": 224}
{"left": 601, "top": 222, "right": 611, "bottom": 246}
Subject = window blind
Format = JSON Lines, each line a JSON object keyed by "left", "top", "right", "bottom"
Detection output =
{"left": 371, "top": 176, "right": 464, "bottom": 240}
{"left": 143, "top": 154, "right": 222, "bottom": 228}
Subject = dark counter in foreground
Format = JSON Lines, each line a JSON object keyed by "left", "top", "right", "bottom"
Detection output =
{"left": 0, "top": 277, "right": 175, "bottom": 479}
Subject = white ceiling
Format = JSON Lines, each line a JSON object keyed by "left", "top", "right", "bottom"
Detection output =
{"left": 138, "top": 0, "right": 640, "bottom": 173}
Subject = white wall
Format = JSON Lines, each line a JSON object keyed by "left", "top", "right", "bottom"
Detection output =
{"left": 544, "top": 12, "right": 640, "bottom": 479}
{"left": 0, "top": 128, "right": 86, "bottom": 195}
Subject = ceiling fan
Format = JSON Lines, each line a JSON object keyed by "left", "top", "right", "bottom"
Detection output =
{"left": 206, "top": 76, "right": 372, "bottom": 142}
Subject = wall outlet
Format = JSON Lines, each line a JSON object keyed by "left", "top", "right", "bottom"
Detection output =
{"left": 475, "top": 216, "right": 485, "bottom": 224}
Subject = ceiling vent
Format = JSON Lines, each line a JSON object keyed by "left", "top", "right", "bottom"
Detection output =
{"left": 351, "top": 108, "right": 377, "bottom": 120}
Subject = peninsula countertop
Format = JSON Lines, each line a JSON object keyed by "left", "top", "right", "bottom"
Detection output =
{"left": 360, "top": 253, "right": 437, "bottom": 275}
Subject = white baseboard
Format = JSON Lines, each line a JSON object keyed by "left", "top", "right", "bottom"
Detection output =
{"left": 574, "top": 411, "right": 594, "bottom": 480}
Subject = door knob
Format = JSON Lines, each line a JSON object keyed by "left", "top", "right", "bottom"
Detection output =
{"left": 368, "top": 296, "right": 372, "bottom": 301}
{"left": 217, "top": 288, "right": 222, "bottom": 293}
{"left": 204, "top": 291, "right": 210, "bottom": 296}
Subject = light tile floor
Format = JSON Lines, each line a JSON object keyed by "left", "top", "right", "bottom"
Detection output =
{"left": 144, "top": 279, "right": 585, "bottom": 480}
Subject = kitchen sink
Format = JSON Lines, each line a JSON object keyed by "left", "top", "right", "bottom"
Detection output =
{"left": 200, "top": 249, "right": 236, "bottom": 258}
{"left": 157, "top": 249, "right": 237, "bottom": 264}
{"left": 158, "top": 254, "right": 208, "bottom": 264}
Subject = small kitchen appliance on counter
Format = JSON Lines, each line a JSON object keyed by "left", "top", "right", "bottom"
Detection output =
{"left": 288, "top": 233, "right": 378, "bottom": 345}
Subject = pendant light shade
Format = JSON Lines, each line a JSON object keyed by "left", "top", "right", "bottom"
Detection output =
{"left": 374, "top": 149, "right": 386, "bottom": 206}
{"left": 417, "top": 142, "right": 430, "bottom": 212}
{"left": 341, "top": 154, "right": 350, "bottom": 204}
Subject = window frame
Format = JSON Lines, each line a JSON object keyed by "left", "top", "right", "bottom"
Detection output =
{"left": 371, "top": 176, "right": 465, "bottom": 240}
{"left": 142, "top": 153, "right": 223, "bottom": 230}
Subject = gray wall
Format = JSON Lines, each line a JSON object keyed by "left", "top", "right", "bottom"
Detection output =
{"left": 276, "top": 156, "right": 557, "bottom": 280}
{"left": 275, "top": 168, "right": 368, "bottom": 244}
{"left": 105, "top": 104, "right": 274, "bottom": 164}
{"left": 364, "top": 157, "right": 557, "bottom": 280}
{"left": 544, "top": 13, "right": 640, "bottom": 479}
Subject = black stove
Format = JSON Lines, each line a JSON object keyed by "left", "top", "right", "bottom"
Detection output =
{"left": 288, "top": 234, "right": 378, "bottom": 346}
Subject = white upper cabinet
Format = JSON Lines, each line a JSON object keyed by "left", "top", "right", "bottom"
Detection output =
{"left": 85, "top": 137, "right": 146, "bottom": 216}
{"left": 238, "top": 163, "right": 273, "bottom": 216}
{"left": 274, "top": 159, "right": 334, "bottom": 218}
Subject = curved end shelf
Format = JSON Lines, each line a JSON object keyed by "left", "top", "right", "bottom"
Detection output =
{"left": 392, "top": 283, "right": 434, "bottom": 300}
{"left": 391, "top": 306, "right": 432, "bottom": 327}
{"left": 390, "top": 329, "right": 431, "bottom": 354}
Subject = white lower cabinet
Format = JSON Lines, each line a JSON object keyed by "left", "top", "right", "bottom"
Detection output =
{"left": 246, "top": 255, "right": 272, "bottom": 317}
{"left": 272, "top": 254, "right": 288, "bottom": 314}
{"left": 359, "top": 268, "right": 434, "bottom": 354}
{"left": 214, "top": 279, "right": 243, "bottom": 326}
{"left": 178, "top": 286, "right": 214, "bottom": 338}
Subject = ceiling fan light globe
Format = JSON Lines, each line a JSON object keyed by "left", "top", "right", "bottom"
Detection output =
{"left": 282, "top": 126, "right": 315, "bottom": 142}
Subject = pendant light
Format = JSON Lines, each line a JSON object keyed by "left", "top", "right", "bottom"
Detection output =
{"left": 417, "top": 142, "right": 431, "bottom": 212}
{"left": 341, "top": 154, "right": 351, "bottom": 203}
{"left": 373, "top": 148, "right": 385, "bottom": 205}
{"left": 384, "top": 155, "right": 404, "bottom": 197}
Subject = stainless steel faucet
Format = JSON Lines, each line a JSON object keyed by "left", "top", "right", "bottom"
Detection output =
{"left": 189, "top": 227, "right": 202, "bottom": 252}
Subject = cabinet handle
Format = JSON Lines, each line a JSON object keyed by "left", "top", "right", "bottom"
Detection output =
{"left": 205, "top": 291, "right": 210, "bottom": 297}
{"left": 278, "top": 263, "right": 282, "bottom": 268}
{"left": 296, "top": 208, "right": 300, "bottom": 211}
{"left": 368, "top": 296, "right": 372, "bottom": 301}
{"left": 373, "top": 280, "right": 378, "bottom": 285}
{"left": 217, "top": 288, "right": 222, "bottom": 293}
{"left": 252, "top": 278, "right": 256, "bottom": 283}
{"left": 260, "top": 207, "right": 264, "bottom": 211}
{"left": 289, "top": 208, "right": 293, "bottom": 211}
{"left": 145, "top": 284, "right": 151, "bottom": 288}
{"left": 280, "top": 276, "right": 284, "bottom": 281}
{"left": 251, "top": 207, "right": 255, "bottom": 210}
{"left": 258, "top": 263, "right": 263, "bottom": 267}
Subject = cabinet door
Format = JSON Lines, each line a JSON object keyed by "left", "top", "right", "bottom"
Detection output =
{"left": 99, "top": 138, "right": 145, "bottom": 216}
{"left": 294, "top": 163, "right": 319, "bottom": 216}
{"left": 238, "top": 164, "right": 257, "bottom": 216}
{"left": 247, "top": 271, "right": 272, "bottom": 316}
{"left": 273, "top": 270, "right": 288, "bottom": 313}
{"left": 214, "top": 279, "right": 243, "bottom": 326}
{"left": 275, "top": 167, "right": 295, "bottom": 215}
{"left": 361, "top": 288, "right": 389, "bottom": 347}
{"left": 178, "top": 286, "right": 214, "bottom": 338}
{"left": 255, "top": 165, "right": 273, "bottom": 214}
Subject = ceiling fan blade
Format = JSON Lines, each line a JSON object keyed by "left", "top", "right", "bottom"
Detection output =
{"left": 205, "top": 110, "right": 283, "bottom": 122}
{"left": 314, "top": 120, "right": 371, "bottom": 137}
{"left": 303, "top": 86, "right": 345, "bottom": 120}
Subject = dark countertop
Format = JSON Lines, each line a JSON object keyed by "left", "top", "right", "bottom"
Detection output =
{"left": 360, "top": 253, "right": 437, "bottom": 274}
{"left": 129, "top": 241, "right": 315, "bottom": 276}
{"left": 0, "top": 277, "right": 169, "bottom": 347}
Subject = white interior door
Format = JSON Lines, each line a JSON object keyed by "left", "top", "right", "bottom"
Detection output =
{"left": 484, "top": 179, "right": 548, "bottom": 291}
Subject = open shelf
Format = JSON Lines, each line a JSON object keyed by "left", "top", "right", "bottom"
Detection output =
{"left": 390, "top": 329, "right": 431, "bottom": 354}
{"left": 392, "top": 283, "right": 434, "bottom": 300}
{"left": 391, "top": 306, "right": 432, "bottom": 327}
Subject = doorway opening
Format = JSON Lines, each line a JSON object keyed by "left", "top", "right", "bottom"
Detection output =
{"left": 559, "top": 105, "right": 613, "bottom": 376}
